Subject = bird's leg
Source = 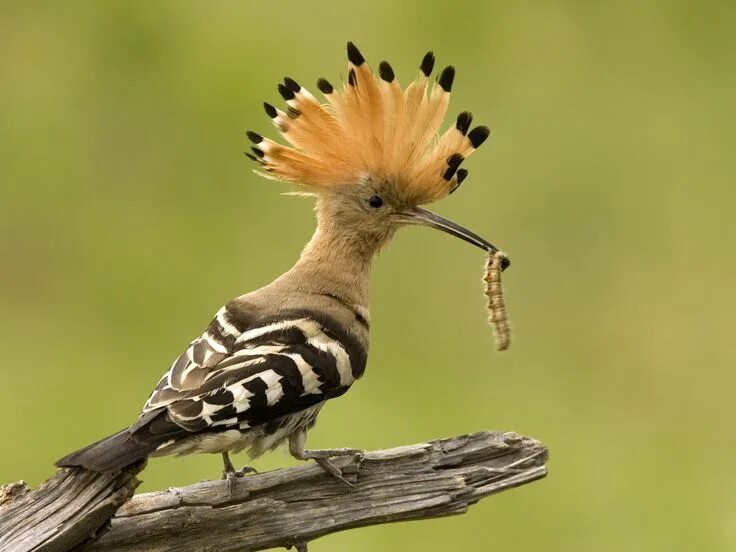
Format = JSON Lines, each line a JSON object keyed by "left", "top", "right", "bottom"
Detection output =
{"left": 288, "top": 429, "right": 362, "bottom": 487}
{"left": 221, "top": 452, "right": 257, "bottom": 494}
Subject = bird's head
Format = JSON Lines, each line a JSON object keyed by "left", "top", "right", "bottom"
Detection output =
{"left": 246, "top": 42, "right": 509, "bottom": 270}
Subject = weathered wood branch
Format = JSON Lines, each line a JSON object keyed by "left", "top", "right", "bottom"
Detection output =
{"left": 0, "top": 431, "right": 548, "bottom": 552}
{"left": 0, "top": 462, "right": 144, "bottom": 552}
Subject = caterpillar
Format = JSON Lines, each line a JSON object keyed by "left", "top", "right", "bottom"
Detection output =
{"left": 484, "top": 250, "right": 511, "bottom": 351}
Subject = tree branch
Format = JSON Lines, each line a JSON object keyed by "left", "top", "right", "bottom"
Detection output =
{"left": 0, "top": 462, "right": 144, "bottom": 552}
{"left": 0, "top": 431, "right": 548, "bottom": 552}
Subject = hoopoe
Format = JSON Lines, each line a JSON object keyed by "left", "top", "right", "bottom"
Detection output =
{"left": 56, "top": 43, "right": 510, "bottom": 487}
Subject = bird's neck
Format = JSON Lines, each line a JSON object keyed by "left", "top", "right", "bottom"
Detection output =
{"left": 276, "top": 221, "right": 379, "bottom": 308}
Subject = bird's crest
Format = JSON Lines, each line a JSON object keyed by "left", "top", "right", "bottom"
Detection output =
{"left": 246, "top": 42, "right": 490, "bottom": 205}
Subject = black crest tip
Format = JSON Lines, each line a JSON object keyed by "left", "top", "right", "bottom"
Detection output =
{"left": 283, "top": 77, "right": 301, "bottom": 93}
{"left": 443, "top": 165, "right": 459, "bottom": 181}
{"left": 348, "top": 68, "right": 357, "bottom": 86}
{"left": 438, "top": 66, "right": 456, "bottom": 92}
{"left": 246, "top": 131, "right": 263, "bottom": 144}
{"left": 450, "top": 168, "right": 468, "bottom": 194}
{"left": 447, "top": 152, "right": 465, "bottom": 169}
{"left": 443, "top": 153, "right": 465, "bottom": 181}
{"left": 455, "top": 111, "right": 473, "bottom": 135}
{"left": 420, "top": 51, "right": 435, "bottom": 76}
{"left": 244, "top": 152, "right": 258, "bottom": 162}
{"left": 251, "top": 146, "right": 265, "bottom": 158}
{"left": 263, "top": 102, "right": 277, "bottom": 118}
{"left": 347, "top": 42, "right": 365, "bottom": 66}
{"left": 468, "top": 126, "right": 490, "bottom": 148}
{"left": 317, "top": 78, "right": 334, "bottom": 94}
{"left": 278, "top": 83, "right": 295, "bottom": 101}
{"left": 378, "top": 61, "right": 395, "bottom": 83}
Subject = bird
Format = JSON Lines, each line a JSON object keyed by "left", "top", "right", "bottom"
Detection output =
{"left": 56, "top": 42, "right": 509, "bottom": 488}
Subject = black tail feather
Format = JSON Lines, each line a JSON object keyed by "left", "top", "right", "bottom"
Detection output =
{"left": 56, "top": 428, "right": 154, "bottom": 472}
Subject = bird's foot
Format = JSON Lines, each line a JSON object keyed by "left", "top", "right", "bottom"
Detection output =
{"left": 301, "top": 448, "right": 363, "bottom": 488}
{"left": 222, "top": 465, "right": 257, "bottom": 496}
{"left": 221, "top": 465, "right": 258, "bottom": 479}
{"left": 288, "top": 541, "right": 309, "bottom": 552}
{"left": 221, "top": 452, "right": 257, "bottom": 495}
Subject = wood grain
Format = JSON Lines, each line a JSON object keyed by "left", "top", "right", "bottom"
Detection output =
{"left": 0, "top": 431, "right": 547, "bottom": 552}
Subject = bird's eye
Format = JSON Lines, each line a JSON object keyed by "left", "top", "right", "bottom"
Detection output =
{"left": 368, "top": 195, "right": 383, "bottom": 209}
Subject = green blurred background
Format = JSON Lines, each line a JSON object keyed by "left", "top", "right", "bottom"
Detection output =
{"left": 2, "top": 1, "right": 734, "bottom": 550}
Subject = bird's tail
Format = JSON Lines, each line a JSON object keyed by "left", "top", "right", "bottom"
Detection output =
{"left": 56, "top": 428, "right": 154, "bottom": 472}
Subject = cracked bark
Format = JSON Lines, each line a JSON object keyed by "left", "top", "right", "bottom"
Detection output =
{"left": 0, "top": 431, "right": 548, "bottom": 552}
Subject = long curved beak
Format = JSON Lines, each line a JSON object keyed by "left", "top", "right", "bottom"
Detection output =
{"left": 396, "top": 207, "right": 510, "bottom": 271}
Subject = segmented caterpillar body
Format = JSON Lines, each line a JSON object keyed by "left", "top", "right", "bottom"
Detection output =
{"left": 484, "top": 251, "right": 511, "bottom": 351}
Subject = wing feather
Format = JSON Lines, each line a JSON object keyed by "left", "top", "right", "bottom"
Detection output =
{"left": 135, "top": 306, "right": 365, "bottom": 443}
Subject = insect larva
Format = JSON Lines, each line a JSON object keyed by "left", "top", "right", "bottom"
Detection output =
{"left": 484, "top": 250, "right": 511, "bottom": 351}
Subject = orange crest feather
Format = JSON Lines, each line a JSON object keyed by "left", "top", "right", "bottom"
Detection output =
{"left": 246, "top": 43, "right": 490, "bottom": 205}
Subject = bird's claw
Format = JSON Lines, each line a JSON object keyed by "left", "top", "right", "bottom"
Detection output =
{"left": 221, "top": 464, "right": 258, "bottom": 479}
{"left": 235, "top": 465, "right": 258, "bottom": 477}
{"left": 304, "top": 448, "right": 363, "bottom": 488}
{"left": 222, "top": 465, "right": 257, "bottom": 495}
{"left": 315, "top": 457, "right": 355, "bottom": 487}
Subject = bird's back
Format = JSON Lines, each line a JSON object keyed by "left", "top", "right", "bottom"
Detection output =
{"left": 58, "top": 286, "right": 370, "bottom": 471}
{"left": 139, "top": 289, "right": 370, "bottom": 456}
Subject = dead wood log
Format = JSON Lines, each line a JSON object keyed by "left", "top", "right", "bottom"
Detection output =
{"left": 0, "top": 431, "right": 547, "bottom": 552}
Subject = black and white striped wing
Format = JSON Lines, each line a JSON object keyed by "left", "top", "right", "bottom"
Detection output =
{"left": 133, "top": 306, "right": 366, "bottom": 438}
{"left": 140, "top": 307, "right": 242, "bottom": 414}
